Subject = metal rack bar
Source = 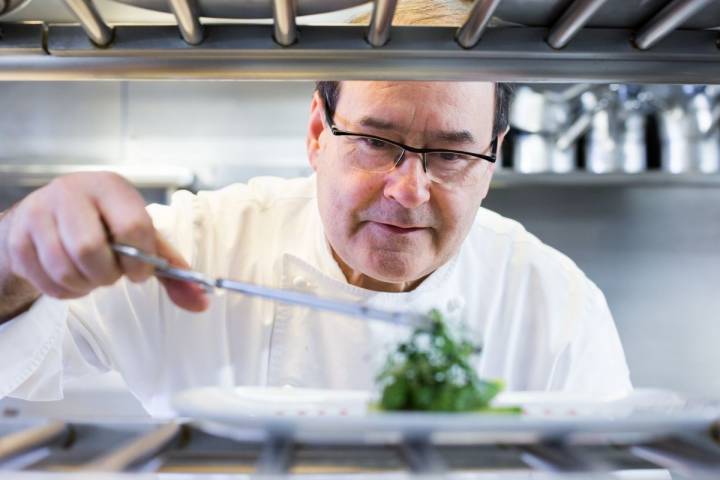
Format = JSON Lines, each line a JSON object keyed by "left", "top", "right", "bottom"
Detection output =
{"left": 455, "top": 0, "right": 503, "bottom": 49}
{"left": 168, "top": 0, "right": 204, "bottom": 45}
{"left": 546, "top": 0, "right": 609, "bottom": 49}
{"left": 255, "top": 436, "right": 293, "bottom": 475}
{"left": 366, "top": 0, "right": 398, "bottom": 47}
{"left": 17, "top": 25, "right": 717, "bottom": 83}
{"left": 78, "top": 422, "right": 182, "bottom": 472}
{"left": 60, "top": 0, "right": 113, "bottom": 47}
{"left": 400, "top": 437, "right": 447, "bottom": 474}
{"left": 631, "top": 437, "right": 720, "bottom": 475}
{"left": 520, "top": 443, "right": 601, "bottom": 472}
{"left": 272, "top": 0, "right": 297, "bottom": 46}
{"left": 0, "top": 24, "right": 45, "bottom": 55}
{"left": 634, "top": 0, "right": 714, "bottom": 50}
{"left": 0, "top": 422, "right": 70, "bottom": 462}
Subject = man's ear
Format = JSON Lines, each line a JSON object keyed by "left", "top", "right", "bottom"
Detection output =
{"left": 306, "top": 91, "right": 325, "bottom": 172}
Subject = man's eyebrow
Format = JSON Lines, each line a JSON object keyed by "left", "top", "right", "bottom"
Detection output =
{"left": 358, "top": 116, "right": 477, "bottom": 144}
{"left": 358, "top": 116, "right": 397, "bottom": 131}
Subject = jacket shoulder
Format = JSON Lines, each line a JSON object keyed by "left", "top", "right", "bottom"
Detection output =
{"left": 468, "top": 207, "right": 587, "bottom": 284}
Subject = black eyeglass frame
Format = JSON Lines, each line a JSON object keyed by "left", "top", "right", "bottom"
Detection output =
{"left": 320, "top": 94, "right": 499, "bottom": 172}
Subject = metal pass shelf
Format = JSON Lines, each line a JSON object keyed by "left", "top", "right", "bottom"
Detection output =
{"left": 0, "top": 0, "right": 719, "bottom": 82}
{"left": 491, "top": 171, "right": 720, "bottom": 188}
{"left": 1, "top": 417, "right": 720, "bottom": 476}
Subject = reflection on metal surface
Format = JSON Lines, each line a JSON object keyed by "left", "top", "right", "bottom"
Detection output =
{"left": 61, "top": 0, "right": 113, "bottom": 46}
{"left": 546, "top": 0, "right": 608, "bottom": 49}
{"left": 634, "top": 0, "right": 715, "bottom": 50}
{"left": 169, "top": 0, "right": 204, "bottom": 45}
{"left": 455, "top": 0, "right": 503, "bottom": 49}
{"left": 366, "top": 0, "right": 397, "bottom": 47}
{"left": 272, "top": 0, "right": 297, "bottom": 46}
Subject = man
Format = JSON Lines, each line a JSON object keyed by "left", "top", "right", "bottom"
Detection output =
{"left": 0, "top": 81, "right": 631, "bottom": 416}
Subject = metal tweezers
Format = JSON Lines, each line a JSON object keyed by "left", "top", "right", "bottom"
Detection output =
{"left": 111, "top": 243, "right": 427, "bottom": 328}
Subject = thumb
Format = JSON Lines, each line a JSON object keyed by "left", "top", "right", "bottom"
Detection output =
{"left": 155, "top": 234, "right": 209, "bottom": 313}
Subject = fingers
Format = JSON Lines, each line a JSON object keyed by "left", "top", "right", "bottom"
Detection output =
{"left": 31, "top": 214, "right": 92, "bottom": 296}
{"left": 90, "top": 175, "right": 156, "bottom": 283}
{"left": 7, "top": 228, "right": 77, "bottom": 300}
{"left": 155, "top": 234, "right": 209, "bottom": 312}
{"left": 158, "top": 276, "right": 210, "bottom": 312}
{"left": 54, "top": 192, "right": 122, "bottom": 287}
{"left": 4, "top": 171, "right": 209, "bottom": 313}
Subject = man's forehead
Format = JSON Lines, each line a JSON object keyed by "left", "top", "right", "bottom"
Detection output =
{"left": 335, "top": 81, "right": 495, "bottom": 140}
{"left": 339, "top": 80, "right": 494, "bottom": 103}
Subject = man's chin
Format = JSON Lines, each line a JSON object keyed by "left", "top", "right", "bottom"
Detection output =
{"left": 364, "top": 250, "right": 429, "bottom": 284}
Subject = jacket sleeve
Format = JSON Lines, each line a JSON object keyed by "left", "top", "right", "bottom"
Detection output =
{"left": 0, "top": 190, "right": 201, "bottom": 402}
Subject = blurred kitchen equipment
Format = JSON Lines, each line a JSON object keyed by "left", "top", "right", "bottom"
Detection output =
{"left": 655, "top": 85, "right": 720, "bottom": 174}
{"left": 111, "top": 243, "right": 426, "bottom": 328}
{"left": 510, "top": 84, "right": 590, "bottom": 173}
{"left": 583, "top": 85, "right": 649, "bottom": 174}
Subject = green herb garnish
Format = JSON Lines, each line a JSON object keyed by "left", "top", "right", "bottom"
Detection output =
{"left": 376, "top": 309, "right": 507, "bottom": 412}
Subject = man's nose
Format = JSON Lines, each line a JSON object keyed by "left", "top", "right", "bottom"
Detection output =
{"left": 383, "top": 151, "right": 431, "bottom": 209}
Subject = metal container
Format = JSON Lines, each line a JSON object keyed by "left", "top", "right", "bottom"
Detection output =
{"left": 656, "top": 86, "right": 720, "bottom": 174}
{"left": 584, "top": 85, "right": 648, "bottom": 174}
{"left": 512, "top": 133, "right": 576, "bottom": 173}
{"left": 509, "top": 85, "right": 590, "bottom": 173}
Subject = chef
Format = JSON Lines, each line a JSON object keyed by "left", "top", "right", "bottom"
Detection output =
{"left": 0, "top": 81, "right": 631, "bottom": 416}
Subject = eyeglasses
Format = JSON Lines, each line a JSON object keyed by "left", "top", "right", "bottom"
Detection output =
{"left": 321, "top": 95, "right": 497, "bottom": 187}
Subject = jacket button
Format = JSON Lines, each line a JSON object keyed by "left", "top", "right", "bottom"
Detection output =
{"left": 292, "top": 276, "right": 310, "bottom": 290}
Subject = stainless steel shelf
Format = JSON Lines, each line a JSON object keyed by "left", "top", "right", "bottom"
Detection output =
{"left": 491, "top": 171, "right": 720, "bottom": 188}
{"left": 0, "top": 417, "right": 717, "bottom": 476}
{"left": 0, "top": 23, "right": 719, "bottom": 82}
{"left": 0, "top": 164, "right": 196, "bottom": 189}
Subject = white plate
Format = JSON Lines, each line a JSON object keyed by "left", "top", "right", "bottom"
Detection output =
{"left": 172, "top": 386, "right": 720, "bottom": 441}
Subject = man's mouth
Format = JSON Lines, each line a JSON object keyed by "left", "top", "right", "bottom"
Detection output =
{"left": 370, "top": 221, "right": 427, "bottom": 234}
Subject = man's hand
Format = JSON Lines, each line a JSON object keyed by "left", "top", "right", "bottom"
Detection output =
{"left": 0, "top": 172, "right": 208, "bottom": 321}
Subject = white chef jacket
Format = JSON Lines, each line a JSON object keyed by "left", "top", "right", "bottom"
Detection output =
{"left": 0, "top": 175, "right": 631, "bottom": 416}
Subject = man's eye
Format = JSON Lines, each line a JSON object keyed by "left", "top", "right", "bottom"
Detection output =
{"left": 359, "top": 137, "right": 392, "bottom": 149}
{"left": 437, "top": 152, "right": 464, "bottom": 162}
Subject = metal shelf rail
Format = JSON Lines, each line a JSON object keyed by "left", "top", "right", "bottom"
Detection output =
{"left": 1, "top": 418, "right": 720, "bottom": 476}
{"left": 0, "top": 0, "right": 718, "bottom": 82}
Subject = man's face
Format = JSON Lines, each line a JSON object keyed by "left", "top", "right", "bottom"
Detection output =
{"left": 307, "top": 81, "right": 498, "bottom": 292}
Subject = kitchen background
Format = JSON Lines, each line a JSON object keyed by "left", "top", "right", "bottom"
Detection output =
{"left": 1, "top": 80, "right": 719, "bottom": 416}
